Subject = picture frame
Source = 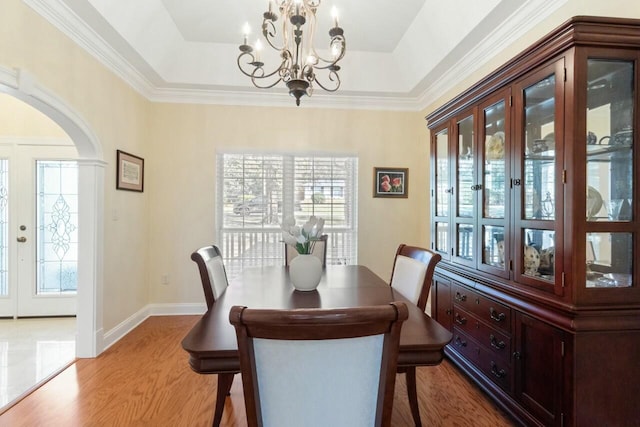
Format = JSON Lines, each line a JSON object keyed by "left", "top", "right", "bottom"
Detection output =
{"left": 116, "top": 150, "right": 144, "bottom": 192}
{"left": 373, "top": 167, "right": 408, "bottom": 198}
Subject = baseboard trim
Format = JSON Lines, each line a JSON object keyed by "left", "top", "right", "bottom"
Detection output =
{"left": 100, "top": 303, "right": 206, "bottom": 353}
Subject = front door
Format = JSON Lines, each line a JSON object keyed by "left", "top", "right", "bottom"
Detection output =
{"left": 0, "top": 143, "right": 78, "bottom": 317}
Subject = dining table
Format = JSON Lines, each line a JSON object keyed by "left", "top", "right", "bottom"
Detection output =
{"left": 181, "top": 264, "right": 453, "bottom": 426}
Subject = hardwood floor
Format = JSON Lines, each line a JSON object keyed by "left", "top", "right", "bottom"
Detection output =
{"left": 0, "top": 316, "right": 516, "bottom": 426}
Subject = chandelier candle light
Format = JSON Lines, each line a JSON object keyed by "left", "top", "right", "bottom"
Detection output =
{"left": 238, "top": 0, "right": 346, "bottom": 106}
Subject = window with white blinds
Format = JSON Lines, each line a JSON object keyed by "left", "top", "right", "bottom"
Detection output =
{"left": 216, "top": 153, "right": 358, "bottom": 278}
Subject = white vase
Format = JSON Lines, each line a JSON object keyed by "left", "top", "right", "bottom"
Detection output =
{"left": 289, "top": 254, "right": 322, "bottom": 291}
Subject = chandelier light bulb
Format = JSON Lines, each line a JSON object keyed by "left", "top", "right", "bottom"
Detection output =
{"left": 242, "top": 22, "right": 251, "bottom": 45}
{"left": 331, "top": 6, "right": 339, "bottom": 27}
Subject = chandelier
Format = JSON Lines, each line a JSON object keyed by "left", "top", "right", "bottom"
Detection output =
{"left": 237, "top": 0, "right": 346, "bottom": 106}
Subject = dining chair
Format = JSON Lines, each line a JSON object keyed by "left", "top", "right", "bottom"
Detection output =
{"left": 190, "top": 245, "right": 237, "bottom": 427}
{"left": 389, "top": 243, "right": 442, "bottom": 427}
{"left": 284, "top": 234, "right": 328, "bottom": 267}
{"left": 229, "top": 302, "right": 409, "bottom": 427}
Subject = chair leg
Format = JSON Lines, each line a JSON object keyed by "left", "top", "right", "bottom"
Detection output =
{"left": 212, "top": 373, "right": 235, "bottom": 427}
{"left": 405, "top": 367, "right": 422, "bottom": 427}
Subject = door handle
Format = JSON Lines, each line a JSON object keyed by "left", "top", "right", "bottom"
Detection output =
{"left": 17, "top": 236, "right": 27, "bottom": 243}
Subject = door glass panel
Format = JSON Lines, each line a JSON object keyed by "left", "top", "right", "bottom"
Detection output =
{"left": 435, "top": 130, "right": 450, "bottom": 217}
{"left": 523, "top": 228, "right": 555, "bottom": 281}
{"left": 586, "top": 233, "right": 632, "bottom": 287}
{"left": 36, "top": 161, "right": 78, "bottom": 295}
{"left": 0, "top": 160, "right": 7, "bottom": 296}
{"left": 524, "top": 75, "right": 556, "bottom": 220}
{"left": 586, "top": 60, "right": 634, "bottom": 222}
{"left": 457, "top": 224, "right": 473, "bottom": 260}
{"left": 457, "top": 116, "right": 474, "bottom": 218}
{"left": 483, "top": 225, "right": 505, "bottom": 268}
{"left": 483, "top": 101, "right": 506, "bottom": 219}
{"left": 435, "top": 222, "right": 448, "bottom": 253}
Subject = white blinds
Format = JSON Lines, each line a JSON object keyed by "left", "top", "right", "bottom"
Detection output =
{"left": 216, "top": 153, "right": 358, "bottom": 277}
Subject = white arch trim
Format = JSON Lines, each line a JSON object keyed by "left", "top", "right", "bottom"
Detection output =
{"left": 0, "top": 66, "right": 105, "bottom": 357}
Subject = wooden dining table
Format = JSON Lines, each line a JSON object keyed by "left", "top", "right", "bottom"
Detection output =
{"left": 181, "top": 265, "right": 453, "bottom": 426}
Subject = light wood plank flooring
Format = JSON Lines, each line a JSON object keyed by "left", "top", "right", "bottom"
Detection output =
{"left": 0, "top": 316, "right": 516, "bottom": 426}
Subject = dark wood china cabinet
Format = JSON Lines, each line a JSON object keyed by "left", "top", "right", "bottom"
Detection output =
{"left": 427, "top": 17, "right": 640, "bottom": 427}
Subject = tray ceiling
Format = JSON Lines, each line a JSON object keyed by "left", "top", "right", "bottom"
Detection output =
{"left": 24, "top": 0, "right": 566, "bottom": 109}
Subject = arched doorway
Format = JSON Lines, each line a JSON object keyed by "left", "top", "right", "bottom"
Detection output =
{"left": 0, "top": 67, "right": 104, "bottom": 358}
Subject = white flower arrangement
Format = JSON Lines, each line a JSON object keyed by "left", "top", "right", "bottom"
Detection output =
{"left": 281, "top": 215, "right": 325, "bottom": 255}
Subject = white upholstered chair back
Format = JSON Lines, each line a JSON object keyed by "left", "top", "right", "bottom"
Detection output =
{"left": 390, "top": 255, "right": 428, "bottom": 305}
{"left": 191, "top": 245, "right": 229, "bottom": 310}
{"left": 254, "top": 335, "right": 383, "bottom": 427}
{"left": 205, "top": 256, "right": 229, "bottom": 300}
{"left": 229, "top": 303, "right": 408, "bottom": 427}
{"left": 389, "top": 244, "right": 442, "bottom": 312}
{"left": 285, "top": 234, "right": 328, "bottom": 267}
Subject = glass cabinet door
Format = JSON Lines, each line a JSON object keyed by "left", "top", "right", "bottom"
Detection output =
{"left": 479, "top": 93, "right": 510, "bottom": 278}
{"left": 514, "top": 61, "right": 564, "bottom": 294}
{"left": 433, "top": 128, "right": 450, "bottom": 258}
{"left": 585, "top": 58, "right": 634, "bottom": 289}
{"left": 453, "top": 114, "right": 475, "bottom": 265}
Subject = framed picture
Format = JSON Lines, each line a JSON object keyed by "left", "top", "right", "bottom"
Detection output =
{"left": 373, "top": 167, "right": 408, "bottom": 198}
{"left": 116, "top": 150, "right": 144, "bottom": 192}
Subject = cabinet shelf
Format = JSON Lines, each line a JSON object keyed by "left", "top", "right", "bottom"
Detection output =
{"left": 587, "top": 143, "right": 632, "bottom": 157}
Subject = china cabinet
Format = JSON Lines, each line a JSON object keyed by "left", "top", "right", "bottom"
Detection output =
{"left": 427, "top": 17, "right": 640, "bottom": 427}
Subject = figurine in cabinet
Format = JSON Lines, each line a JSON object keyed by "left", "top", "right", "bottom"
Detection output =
{"left": 524, "top": 245, "right": 540, "bottom": 276}
{"left": 539, "top": 247, "right": 555, "bottom": 274}
{"left": 486, "top": 131, "right": 505, "bottom": 160}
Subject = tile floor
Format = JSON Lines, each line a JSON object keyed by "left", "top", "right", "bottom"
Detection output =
{"left": 0, "top": 317, "right": 76, "bottom": 409}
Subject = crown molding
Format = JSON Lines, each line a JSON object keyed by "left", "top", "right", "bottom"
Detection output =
{"left": 148, "top": 86, "right": 423, "bottom": 111}
{"left": 415, "top": 0, "right": 568, "bottom": 111}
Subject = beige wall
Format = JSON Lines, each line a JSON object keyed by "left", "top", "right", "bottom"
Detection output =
{"left": 0, "top": 94, "right": 68, "bottom": 138}
{"left": 147, "top": 104, "right": 429, "bottom": 303}
{"left": 1, "top": 0, "right": 150, "bottom": 331}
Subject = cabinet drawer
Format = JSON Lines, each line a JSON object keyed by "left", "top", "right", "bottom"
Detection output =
{"left": 453, "top": 306, "right": 511, "bottom": 363}
{"left": 451, "top": 328, "right": 512, "bottom": 393}
{"left": 450, "top": 329, "right": 481, "bottom": 365}
{"left": 452, "top": 283, "right": 511, "bottom": 333}
{"left": 477, "top": 346, "right": 512, "bottom": 393}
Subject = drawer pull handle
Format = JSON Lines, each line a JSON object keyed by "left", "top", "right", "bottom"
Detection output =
{"left": 454, "top": 336, "right": 467, "bottom": 347}
{"left": 454, "top": 314, "right": 467, "bottom": 325}
{"left": 489, "top": 307, "right": 506, "bottom": 322}
{"left": 489, "top": 334, "right": 506, "bottom": 350}
{"left": 455, "top": 292, "right": 467, "bottom": 302}
{"left": 490, "top": 361, "right": 506, "bottom": 379}
{"left": 445, "top": 309, "right": 452, "bottom": 315}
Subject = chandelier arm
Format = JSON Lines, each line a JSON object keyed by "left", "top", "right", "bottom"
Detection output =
{"left": 237, "top": 54, "right": 289, "bottom": 82}
{"left": 250, "top": 75, "right": 284, "bottom": 89}
{"left": 262, "top": 19, "right": 286, "bottom": 52}
{"left": 312, "top": 70, "right": 341, "bottom": 92}
{"left": 311, "top": 38, "right": 346, "bottom": 68}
